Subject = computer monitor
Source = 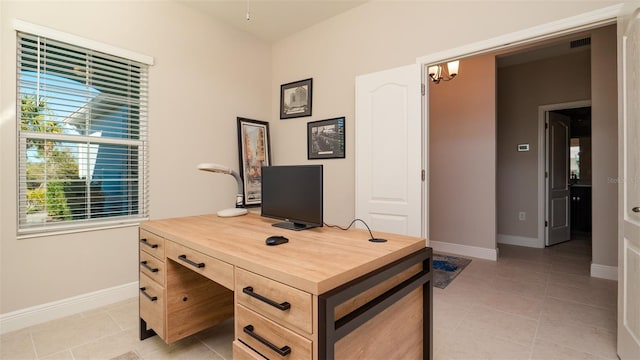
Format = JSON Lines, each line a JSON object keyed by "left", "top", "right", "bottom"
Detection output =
{"left": 261, "top": 165, "right": 323, "bottom": 231}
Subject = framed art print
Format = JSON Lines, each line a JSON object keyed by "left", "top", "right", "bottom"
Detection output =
{"left": 308, "top": 117, "right": 345, "bottom": 159}
{"left": 237, "top": 117, "right": 271, "bottom": 206}
{"left": 280, "top": 78, "right": 312, "bottom": 119}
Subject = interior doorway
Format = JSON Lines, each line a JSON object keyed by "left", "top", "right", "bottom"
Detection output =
{"left": 422, "top": 7, "right": 621, "bottom": 266}
{"left": 545, "top": 106, "right": 592, "bottom": 247}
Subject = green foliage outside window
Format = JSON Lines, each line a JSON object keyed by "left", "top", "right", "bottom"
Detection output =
{"left": 45, "top": 181, "right": 71, "bottom": 221}
{"left": 21, "top": 94, "right": 77, "bottom": 220}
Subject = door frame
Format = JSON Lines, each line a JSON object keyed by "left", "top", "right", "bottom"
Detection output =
{"left": 417, "top": 4, "right": 624, "bottom": 257}
{"left": 537, "top": 100, "right": 591, "bottom": 248}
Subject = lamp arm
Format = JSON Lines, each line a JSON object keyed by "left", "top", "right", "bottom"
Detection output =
{"left": 229, "top": 170, "right": 245, "bottom": 208}
{"left": 229, "top": 170, "right": 243, "bottom": 194}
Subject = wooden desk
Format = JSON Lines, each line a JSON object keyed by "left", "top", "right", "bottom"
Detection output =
{"left": 138, "top": 213, "right": 432, "bottom": 359}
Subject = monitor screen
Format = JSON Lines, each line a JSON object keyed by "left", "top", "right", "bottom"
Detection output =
{"left": 261, "top": 165, "right": 323, "bottom": 231}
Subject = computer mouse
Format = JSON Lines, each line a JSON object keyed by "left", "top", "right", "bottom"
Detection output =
{"left": 266, "top": 235, "right": 289, "bottom": 246}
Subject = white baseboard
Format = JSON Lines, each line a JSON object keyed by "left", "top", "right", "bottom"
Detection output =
{"left": 0, "top": 282, "right": 138, "bottom": 335}
{"left": 590, "top": 263, "right": 618, "bottom": 281}
{"left": 429, "top": 240, "right": 498, "bottom": 261}
{"left": 497, "top": 234, "right": 544, "bottom": 248}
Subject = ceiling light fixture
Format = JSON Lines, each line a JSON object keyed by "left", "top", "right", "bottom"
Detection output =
{"left": 428, "top": 60, "right": 460, "bottom": 84}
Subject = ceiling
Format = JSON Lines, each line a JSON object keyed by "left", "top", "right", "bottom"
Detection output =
{"left": 178, "top": 1, "right": 601, "bottom": 70}
{"left": 177, "top": 0, "right": 367, "bottom": 42}
{"left": 496, "top": 32, "right": 592, "bottom": 68}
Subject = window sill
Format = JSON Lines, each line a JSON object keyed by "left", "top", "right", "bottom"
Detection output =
{"left": 17, "top": 218, "right": 149, "bottom": 240}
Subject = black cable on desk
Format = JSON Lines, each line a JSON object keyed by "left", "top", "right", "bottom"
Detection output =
{"left": 323, "top": 219, "right": 387, "bottom": 243}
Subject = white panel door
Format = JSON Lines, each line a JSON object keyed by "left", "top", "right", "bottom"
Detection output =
{"left": 546, "top": 111, "right": 571, "bottom": 246}
{"left": 355, "top": 64, "right": 422, "bottom": 237}
{"left": 618, "top": 8, "right": 640, "bottom": 359}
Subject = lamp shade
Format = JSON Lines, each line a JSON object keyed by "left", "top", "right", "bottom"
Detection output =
{"left": 197, "top": 163, "right": 232, "bottom": 174}
{"left": 447, "top": 61, "right": 460, "bottom": 77}
{"left": 428, "top": 65, "right": 440, "bottom": 78}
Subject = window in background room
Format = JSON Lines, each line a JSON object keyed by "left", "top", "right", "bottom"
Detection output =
{"left": 16, "top": 30, "right": 150, "bottom": 236}
{"left": 570, "top": 137, "right": 580, "bottom": 181}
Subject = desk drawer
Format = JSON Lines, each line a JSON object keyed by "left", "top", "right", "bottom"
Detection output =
{"left": 233, "top": 340, "right": 267, "bottom": 360}
{"left": 236, "top": 268, "right": 313, "bottom": 335}
{"left": 236, "top": 305, "right": 312, "bottom": 360}
{"left": 139, "top": 272, "right": 165, "bottom": 340}
{"left": 139, "top": 229, "right": 165, "bottom": 260}
{"left": 166, "top": 241, "right": 234, "bottom": 290}
{"left": 140, "top": 251, "right": 165, "bottom": 285}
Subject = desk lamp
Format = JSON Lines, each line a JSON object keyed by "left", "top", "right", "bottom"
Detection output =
{"left": 198, "top": 163, "right": 248, "bottom": 217}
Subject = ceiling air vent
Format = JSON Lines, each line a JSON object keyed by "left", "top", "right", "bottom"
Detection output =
{"left": 570, "top": 37, "right": 591, "bottom": 48}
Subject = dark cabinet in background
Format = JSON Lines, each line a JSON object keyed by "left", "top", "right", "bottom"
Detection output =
{"left": 570, "top": 186, "right": 592, "bottom": 234}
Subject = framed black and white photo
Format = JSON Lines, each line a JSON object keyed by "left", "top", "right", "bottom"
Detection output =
{"left": 237, "top": 117, "right": 271, "bottom": 206}
{"left": 307, "top": 117, "right": 345, "bottom": 160}
{"left": 280, "top": 78, "right": 312, "bottom": 119}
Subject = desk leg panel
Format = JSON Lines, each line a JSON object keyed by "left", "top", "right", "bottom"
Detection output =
{"left": 335, "top": 287, "right": 423, "bottom": 359}
{"left": 318, "top": 247, "right": 432, "bottom": 360}
{"left": 139, "top": 318, "right": 157, "bottom": 341}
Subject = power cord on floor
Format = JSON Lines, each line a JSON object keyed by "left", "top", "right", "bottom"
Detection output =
{"left": 324, "top": 219, "right": 387, "bottom": 243}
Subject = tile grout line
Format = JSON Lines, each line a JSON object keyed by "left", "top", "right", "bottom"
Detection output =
{"left": 106, "top": 310, "right": 127, "bottom": 332}
{"left": 198, "top": 337, "right": 226, "bottom": 360}
{"left": 29, "top": 329, "right": 40, "bottom": 360}
{"left": 545, "top": 293, "right": 617, "bottom": 311}
{"left": 471, "top": 302, "right": 543, "bottom": 323}
{"left": 527, "top": 268, "right": 552, "bottom": 360}
{"left": 527, "top": 310, "right": 543, "bottom": 360}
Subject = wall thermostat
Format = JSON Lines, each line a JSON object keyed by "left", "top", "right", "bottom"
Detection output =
{"left": 517, "top": 144, "right": 530, "bottom": 152}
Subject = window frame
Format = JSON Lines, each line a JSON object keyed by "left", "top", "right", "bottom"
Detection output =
{"left": 15, "top": 21, "right": 153, "bottom": 237}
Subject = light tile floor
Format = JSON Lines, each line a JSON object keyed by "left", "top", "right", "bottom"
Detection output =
{"left": 434, "top": 237, "right": 617, "bottom": 360}
{"left": 1, "top": 237, "right": 617, "bottom": 359}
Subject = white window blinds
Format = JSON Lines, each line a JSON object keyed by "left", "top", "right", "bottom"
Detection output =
{"left": 17, "top": 31, "right": 149, "bottom": 235}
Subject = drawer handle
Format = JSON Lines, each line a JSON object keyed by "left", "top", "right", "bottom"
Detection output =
{"left": 178, "top": 254, "right": 205, "bottom": 269}
{"left": 243, "top": 325, "right": 291, "bottom": 356}
{"left": 140, "top": 261, "right": 159, "bottom": 273}
{"left": 242, "top": 286, "right": 291, "bottom": 311}
{"left": 139, "top": 287, "right": 158, "bottom": 302}
{"left": 633, "top": 207, "right": 640, "bottom": 213}
{"left": 140, "top": 238, "right": 158, "bottom": 249}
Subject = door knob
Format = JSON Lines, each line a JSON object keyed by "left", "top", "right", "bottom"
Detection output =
{"left": 633, "top": 207, "right": 640, "bottom": 213}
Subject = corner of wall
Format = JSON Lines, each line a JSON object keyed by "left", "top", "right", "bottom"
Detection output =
{"left": 590, "top": 263, "right": 617, "bottom": 280}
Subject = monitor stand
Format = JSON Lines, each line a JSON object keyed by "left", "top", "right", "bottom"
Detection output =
{"left": 272, "top": 222, "right": 315, "bottom": 231}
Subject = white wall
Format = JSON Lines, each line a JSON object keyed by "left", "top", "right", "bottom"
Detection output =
{"left": 0, "top": 1, "right": 271, "bottom": 315}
